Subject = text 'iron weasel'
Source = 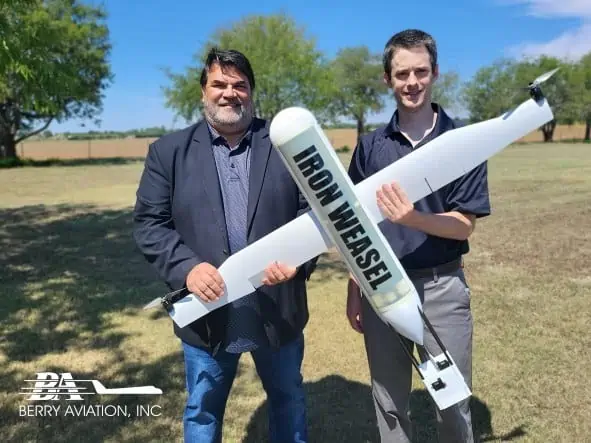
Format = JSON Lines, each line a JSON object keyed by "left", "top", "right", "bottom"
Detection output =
{"left": 293, "top": 144, "right": 392, "bottom": 291}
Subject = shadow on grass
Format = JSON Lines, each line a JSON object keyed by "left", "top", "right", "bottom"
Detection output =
{"left": 0, "top": 204, "right": 166, "bottom": 361}
{"left": 244, "top": 378, "right": 525, "bottom": 443}
{"left": 1, "top": 353, "right": 187, "bottom": 443}
{"left": 0, "top": 203, "right": 182, "bottom": 441}
{"left": 410, "top": 390, "right": 527, "bottom": 442}
{"left": 313, "top": 249, "right": 350, "bottom": 280}
{"left": 0, "top": 204, "right": 528, "bottom": 442}
{"left": 243, "top": 375, "right": 379, "bottom": 442}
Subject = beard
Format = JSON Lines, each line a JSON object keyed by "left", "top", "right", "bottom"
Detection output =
{"left": 203, "top": 100, "right": 254, "bottom": 133}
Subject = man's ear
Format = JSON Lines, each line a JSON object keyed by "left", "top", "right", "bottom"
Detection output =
{"left": 383, "top": 72, "right": 390, "bottom": 86}
{"left": 433, "top": 64, "right": 439, "bottom": 81}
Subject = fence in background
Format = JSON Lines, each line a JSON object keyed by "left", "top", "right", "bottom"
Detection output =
{"left": 15, "top": 138, "right": 159, "bottom": 160}
{"left": 14, "top": 124, "right": 588, "bottom": 161}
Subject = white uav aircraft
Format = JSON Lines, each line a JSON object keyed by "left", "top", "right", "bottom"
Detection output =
{"left": 144, "top": 69, "right": 557, "bottom": 410}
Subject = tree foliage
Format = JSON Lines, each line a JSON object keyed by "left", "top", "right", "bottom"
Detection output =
{"left": 0, "top": 0, "right": 113, "bottom": 159}
{"left": 513, "top": 56, "right": 576, "bottom": 141}
{"left": 1, "top": 0, "right": 33, "bottom": 79}
{"left": 570, "top": 52, "right": 591, "bottom": 141}
{"left": 328, "top": 46, "right": 388, "bottom": 142}
{"left": 433, "top": 70, "right": 462, "bottom": 115}
{"left": 462, "top": 59, "right": 520, "bottom": 123}
{"left": 462, "top": 56, "right": 579, "bottom": 141}
{"left": 163, "top": 14, "right": 333, "bottom": 124}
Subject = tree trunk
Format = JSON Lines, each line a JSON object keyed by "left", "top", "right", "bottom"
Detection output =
{"left": 541, "top": 120, "right": 556, "bottom": 142}
{"left": 356, "top": 114, "right": 365, "bottom": 145}
{"left": 585, "top": 119, "right": 590, "bottom": 142}
{"left": 0, "top": 134, "right": 18, "bottom": 160}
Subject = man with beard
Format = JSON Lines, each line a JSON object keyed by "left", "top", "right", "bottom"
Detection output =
{"left": 346, "top": 29, "right": 490, "bottom": 442}
{"left": 133, "top": 48, "right": 315, "bottom": 443}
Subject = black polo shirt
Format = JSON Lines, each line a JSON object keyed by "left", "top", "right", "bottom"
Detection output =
{"left": 347, "top": 103, "right": 491, "bottom": 270}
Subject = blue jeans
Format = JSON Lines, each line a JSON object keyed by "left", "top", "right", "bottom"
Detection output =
{"left": 181, "top": 333, "right": 307, "bottom": 443}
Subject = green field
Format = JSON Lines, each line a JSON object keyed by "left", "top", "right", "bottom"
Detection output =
{"left": 1, "top": 143, "right": 590, "bottom": 442}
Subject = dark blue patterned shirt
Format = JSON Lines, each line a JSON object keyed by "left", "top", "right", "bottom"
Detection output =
{"left": 208, "top": 122, "right": 267, "bottom": 353}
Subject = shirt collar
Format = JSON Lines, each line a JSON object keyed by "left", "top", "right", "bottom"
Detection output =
{"left": 384, "top": 102, "right": 453, "bottom": 138}
{"left": 206, "top": 120, "right": 253, "bottom": 150}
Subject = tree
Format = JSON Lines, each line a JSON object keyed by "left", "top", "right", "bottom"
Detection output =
{"left": 581, "top": 53, "right": 591, "bottom": 141}
{"left": 0, "top": 0, "right": 37, "bottom": 78}
{"left": 0, "top": 0, "right": 113, "bottom": 160}
{"left": 462, "top": 56, "right": 576, "bottom": 142}
{"left": 163, "top": 14, "right": 333, "bottom": 124}
{"left": 571, "top": 52, "right": 591, "bottom": 141}
{"left": 328, "top": 46, "right": 388, "bottom": 143}
{"left": 513, "top": 56, "right": 575, "bottom": 142}
{"left": 433, "top": 71, "right": 462, "bottom": 115}
{"left": 462, "top": 58, "right": 520, "bottom": 123}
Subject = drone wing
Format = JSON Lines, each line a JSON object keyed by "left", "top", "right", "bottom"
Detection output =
{"left": 167, "top": 210, "right": 333, "bottom": 327}
{"left": 356, "top": 97, "right": 553, "bottom": 223}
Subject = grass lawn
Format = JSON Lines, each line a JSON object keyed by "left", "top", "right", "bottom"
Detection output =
{"left": 1, "top": 142, "right": 590, "bottom": 442}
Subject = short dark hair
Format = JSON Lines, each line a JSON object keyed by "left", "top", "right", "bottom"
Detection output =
{"left": 383, "top": 29, "right": 438, "bottom": 80}
{"left": 199, "top": 48, "right": 256, "bottom": 90}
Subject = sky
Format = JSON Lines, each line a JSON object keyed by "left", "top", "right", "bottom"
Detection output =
{"left": 49, "top": 0, "right": 591, "bottom": 133}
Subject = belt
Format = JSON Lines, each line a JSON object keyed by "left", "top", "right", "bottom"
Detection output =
{"left": 404, "top": 258, "right": 462, "bottom": 280}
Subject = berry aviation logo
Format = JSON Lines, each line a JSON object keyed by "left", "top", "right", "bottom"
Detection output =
{"left": 21, "top": 372, "right": 162, "bottom": 400}
{"left": 19, "top": 372, "right": 162, "bottom": 418}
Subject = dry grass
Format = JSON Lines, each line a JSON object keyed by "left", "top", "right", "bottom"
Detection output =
{"left": 0, "top": 142, "right": 590, "bottom": 442}
{"left": 518, "top": 123, "right": 588, "bottom": 143}
{"left": 15, "top": 138, "right": 155, "bottom": 160}
{"left": 14, "top": 124, "right": 589, "bottom": 161}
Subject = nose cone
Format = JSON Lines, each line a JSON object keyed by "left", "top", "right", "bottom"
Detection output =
{"left": 380, "top": 296, "right": 424, "bottom": 345}
{"left": 269, "top": 107, "right": 316, "bottom": 147}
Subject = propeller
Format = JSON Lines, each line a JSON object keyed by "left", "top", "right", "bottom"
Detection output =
{"left": 527, "top": 67, "right": 560, "bottom": 102}
{"left": 529, "top": 67, "right": 560, "bottom": 88}
{"left": 511, "top": 67, "right": 560, "bottom": 91}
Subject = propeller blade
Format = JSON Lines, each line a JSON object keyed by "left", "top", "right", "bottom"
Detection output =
{"left": 143, "top": 297, "right": 163, "bottom": 310}
{"left": 533, "top": 67, "right": 560, "bottom": 85}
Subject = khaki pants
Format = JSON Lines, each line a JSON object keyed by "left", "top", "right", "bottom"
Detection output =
{"left": 361, "top": 267, "right": 474, "bottom": 443}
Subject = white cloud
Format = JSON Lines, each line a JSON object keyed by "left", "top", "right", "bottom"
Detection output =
{"left": 502, "top": 0, "right": 591, "bottom": 18}
{"left": 508, "top": 23, "right": 591, "bottom": 61}
{"left": 501, "top": 0, "right": 591, "bottom": 61}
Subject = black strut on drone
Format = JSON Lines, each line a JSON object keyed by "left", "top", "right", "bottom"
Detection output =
{"left": 161, "top": 287, "right": 190, "bottom": 311}
{"left": 529, "top": 84, "right": 544, "bottom": 102}
{"left": 392, "top": 307, "right": 456, "bottom": 390}
{"left": 417, "top": 307, "right": 454, "bottom": 371}
{"left": 394, "top": 326, "right": 448, "bottom": 392}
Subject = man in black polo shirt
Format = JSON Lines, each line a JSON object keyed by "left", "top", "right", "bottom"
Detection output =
{"left": 346, "top": 29, "right": 490, "bottom": 442}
